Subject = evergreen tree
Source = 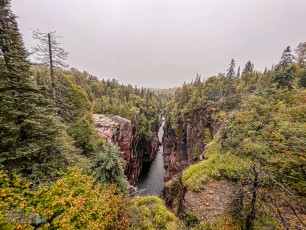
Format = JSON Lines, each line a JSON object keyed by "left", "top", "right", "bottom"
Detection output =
{"left": 91, "top": 144, "right": 129, "bottom": 194}
{"left": 242, "top": 61, "right": 254, "bottom": 75}
{"left": 276, "top": 46, "right": 294, "bottom": 70}
{"left": 237, "top": 66, "right": 241, "bottom": 78}
{"left": 0, "top": 0, "right": 71, "bottom": 178}
{"left": 273, "top": 46, "right": 295, "bottom": 90}
{"left": 295, "top": 42, "right": 306, "bottom": 66}
{"left": 194, "top": 73, "right": 201, "bottom": 86}
{"left": 299, "top": 69, "right": 306, "bottom": 88}
{"left": 226, "top": 59, "right": 236, "bottom": 78}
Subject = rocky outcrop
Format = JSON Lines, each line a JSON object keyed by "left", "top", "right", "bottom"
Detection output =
{"left": 93, "top": 114, "right": 160, "bottom": 185}
{"left": 163, "top": 105, "right": 215, "bottom": 182}
{"left": 161, "top": 176, "right": 186, "bottom": 215}
{"left": 161, "top": 105, "right": 226, "bottom": 221}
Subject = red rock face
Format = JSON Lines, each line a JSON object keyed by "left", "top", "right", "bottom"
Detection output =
{"left": 163, "top": 123, "right": 188, "bottom": 182}
{"left": 163, "top": 106, "right": 217, "bottom": 182}
{"left": 94, "top": 114, "right": 160, "bottom": 185}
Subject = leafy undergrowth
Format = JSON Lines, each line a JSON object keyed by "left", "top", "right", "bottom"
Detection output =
{"left": 0, "top": 167, "right": 129, "bottom": 230}
{"left": 225, "top": 90, "right": 306, "bottom": 195}
{"left": 182, "top": 142, "right": 251, "bottom": 192}
{"left": 127, "top": 196, "right": 183, "bottom": 230}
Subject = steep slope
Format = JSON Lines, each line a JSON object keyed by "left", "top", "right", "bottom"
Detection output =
{"left": 161, "top": 50, "right": 306, "bottom": 229}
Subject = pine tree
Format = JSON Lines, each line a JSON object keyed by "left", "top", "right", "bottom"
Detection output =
{"left": 0, "top": 0, "right": 71, "bottom": 179}
{"left": 295, "top": 42, "right": 306, "bottom": 66}
{"left": 237, "top": 66, "right": 241, "bottom": 78}
{"left": 194, "top": 73, "right": 201, "bottom": 86}
{"left": 276, "top": 46, "right": 294, "bottom": 70}
{"left": 273, "top": 46, "right": 295, "bottom": 90}
{"left": 91, "top": 144, "right": 129, "bottom": 194}
{"left": 226, "top": 59, "right": 236, "bottom": 78}
{"left": 299, "top": 70, "right": 306, "bottom": 88}
{"left": 242, "top": 61, "right": 254, "bottom": 75}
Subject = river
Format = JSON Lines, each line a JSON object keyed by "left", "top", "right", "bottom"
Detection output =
{"left": 136, "top": 120, "right": 165, "bottom": 196}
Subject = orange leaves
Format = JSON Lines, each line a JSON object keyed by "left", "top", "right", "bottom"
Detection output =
{"left": 0, "top": 168, "right": 129, "bottom": 229}
{"left": 272, "top": 131, "right": 286, "bottom": 143}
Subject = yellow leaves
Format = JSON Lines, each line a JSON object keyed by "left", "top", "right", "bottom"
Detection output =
{"left": 272, "top": 131, "right": 286, "bottom": 143}
{"left": 58, "top": 199, "right": 66, "bottom": 206}
{"left": 286, "top": 151, "right": 293, "bottom": 158}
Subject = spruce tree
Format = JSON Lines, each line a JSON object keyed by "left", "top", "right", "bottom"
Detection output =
{"left": 0, "top": 0, "right": 71, "bottom": 179}
{"left": 273, "top": 46, "right": 295, "bottom": 90}
{"left": 226, "top": 59, "right": 236, "bottom": 78}
{"left": 237, "top": 66, "right": 241, "bottom": 78}
{"left": 91, "top": 144, "right": 129, "bottom": 194}
{"left": 295, "top": 42, "right": 306, "bottom": 66}
{"left": 242, "top": 61, "right": 254, "bottom": 75}
{"left": 276, "top": 46, "right": 294, "bottom": 70}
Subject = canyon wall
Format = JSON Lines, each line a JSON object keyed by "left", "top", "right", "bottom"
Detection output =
{"left": 163, "top": 105, "right": 215, "bottom": 182}
{"left": 161, "top": 105, "right": 223, "bottom": 216}
{"left": 93, "top": 114, "right": 160, "bottom": 185}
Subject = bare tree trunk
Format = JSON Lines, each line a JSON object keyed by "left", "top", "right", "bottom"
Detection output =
{"left": 48, "top": 33, "right": 56, "bottom": 102}
{"left": 246, "top": 165, "right": 259, "bottom": 230}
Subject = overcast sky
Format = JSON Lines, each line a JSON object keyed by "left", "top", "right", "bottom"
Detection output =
{"left": 12, "top": 0, "right": 306, "bottom": 88}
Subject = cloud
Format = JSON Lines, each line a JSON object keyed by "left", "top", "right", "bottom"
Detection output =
{"left": 12, "top": 0, "right": 306, "bottom": 88}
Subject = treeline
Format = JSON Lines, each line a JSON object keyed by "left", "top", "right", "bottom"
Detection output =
{"left": 165, "top": 44, "right": 306, "bottom": 228}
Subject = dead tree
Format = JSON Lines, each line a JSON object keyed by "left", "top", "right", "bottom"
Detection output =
{"left": 32, "top": 29, "right": 68, "bottom": 102}
{"left": 246, "top": 165, "right": 260, "bottom": 230}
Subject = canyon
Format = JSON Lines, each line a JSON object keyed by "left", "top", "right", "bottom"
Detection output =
{"left": 93, "top": 114, "right": 160, "bottom": 185}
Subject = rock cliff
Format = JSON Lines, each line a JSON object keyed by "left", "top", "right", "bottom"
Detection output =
{"left": 93, "top": 114, "right": 160, "bottom": 185}
{"left": 161, "top": 105, "right": 225, "bottom": 220}
{"left": 163, "top": 105, "right": 215, "bottom": 182}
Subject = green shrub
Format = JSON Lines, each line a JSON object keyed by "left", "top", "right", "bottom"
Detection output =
{"left": 90, "top": 144, "right": 129, "bottom": 194}
{"left": 127, "top": 196, "right": 183, "bottom": 230}
{"left": 182, "top": 142, "right": 251, "bottom": 192}
{"left": 181, "top": 210, "right": 200, "bottom": 228}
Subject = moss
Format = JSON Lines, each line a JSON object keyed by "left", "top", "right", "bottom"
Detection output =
{"left": 162, "top": 177, "right": 185, "bottom": 216}
{"left": 128, "top": 196, "right": 183, "bottom": 230}
{"left": 189, "top": 140, "right": 204, "bottom": 163}
{"left": 252, "top": 207, "right": 283, "bottom": 230}
{"left": 182, "top": 142, "right": 251, "bottom": 192}
{"left": 164, "top": 178, "right": 176, "bottom": 189}
{"left": 204, "top": 141, "right": 222, "bottom": 157}
{"left": 192, "top": 216, "right": 242, "bottom": 230}
{"left": 181, "top": 210, "right": 201, "bottom": 228}
{"left": 203, "top": 127, "right": 212, "bottom": 143}
{"left": 189, "top": 128, "right": 213, "bottom": 163}
{"left": 176, "top": 129, "right": 184, "bottom": 139}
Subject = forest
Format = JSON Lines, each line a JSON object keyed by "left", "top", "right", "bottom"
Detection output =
{"left": 1, "top": 0, "right": 306, "bottom": 229}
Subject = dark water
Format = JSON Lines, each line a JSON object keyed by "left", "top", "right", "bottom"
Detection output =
{"left": 136, "top": 121, "right": 165, "bottom": 196}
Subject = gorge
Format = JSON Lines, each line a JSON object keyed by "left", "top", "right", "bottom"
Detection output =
{"left": 1, "top": 1, "right": 306, "bottom": 227}
{"left": 136, "top": 120, "right": 166, "bottom": 196}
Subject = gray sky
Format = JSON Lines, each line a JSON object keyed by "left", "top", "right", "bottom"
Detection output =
{"left": 12, "top": 0, "right": 306, "bottom": 88}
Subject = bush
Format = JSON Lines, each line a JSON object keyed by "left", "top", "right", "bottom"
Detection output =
{"left": 182, "top": 142, "right": 251, "bottom": 192}
{"left": 0, "top": 167, "right": 129, "bottom": 229}
{"left": 127, "top": 196, "right": 183, "bottom": 230}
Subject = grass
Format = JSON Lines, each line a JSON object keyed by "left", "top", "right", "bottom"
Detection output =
{"left": 182, "top": 141, "right": 251, "bottom": 192}
{"left": 127, "top": 196, "right": 183, "bottom": 230}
